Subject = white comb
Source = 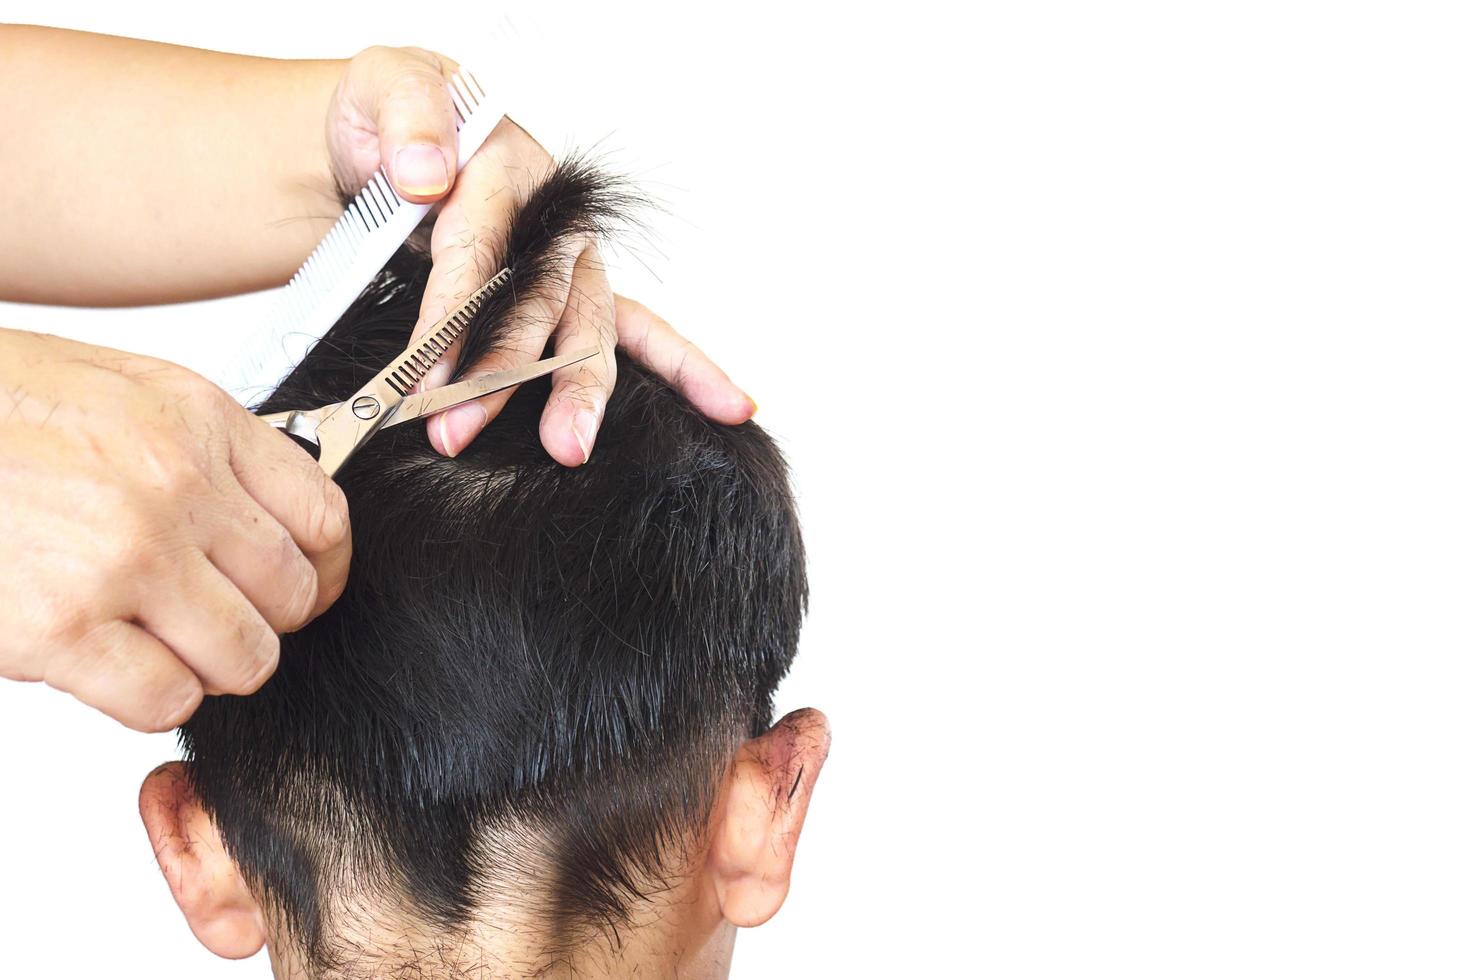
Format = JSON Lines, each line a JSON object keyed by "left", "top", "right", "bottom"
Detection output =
{"left": 222, "top": 67, "right": 502, "bottom": 406}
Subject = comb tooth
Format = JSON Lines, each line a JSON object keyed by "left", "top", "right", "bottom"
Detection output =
{"left": 346, "top": 206, "right": 369, "bottom": 248}
{"left": 457, "top": 71, "right": 479, "bottom": 106}
{"left": 373, "top": 175, "right": 395, "bottom": 209}
{"left": 333, "top": 223, "right": 353, "bottom": 259}
{"left": 369, "top": 178, "right": 391, "bottom": 222}
{"left": 365, "top": 193, "right": 385, "bottom": 228}
{"left": 464, "top": 70, "right": 487, "bottom": 101}
{"left": 355, "top": 191, "right": 379, "bottom": 229}
{"left": 318, "top": 230, "right": 342, "bottom": 283}
{"left": 349, "top": 188, "right": 372, "bottom": 229}
{"left": 327, "top": 228, "right": 350, "bottom": 280}
{"left": 372, "top": 174, "right": 397, "bottom": 212}
{"left": 361, "top": 183, "right": 386, "bottom": 226}
{"left": 460, "top": 72, "right": 483, "bottom": 107}
{"left": 447, "top": 80, "right": 471, "bottom": 121}
{"left": 282, "top": 276, "right": 298, "bottom": 330}
{"left": 448, "top": 74, "right": 470, "bottom": 121}
{"left": 376, "top": 175, "right": 398, "bottom": 215}
{"left": 292, "top": 279, "right": 307, "bottom": 328}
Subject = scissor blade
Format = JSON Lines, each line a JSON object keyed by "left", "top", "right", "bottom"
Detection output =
{"left": 375, "top": 268, "right": 512, "bottom": 400}
{"left": 383, "top": 346, "right": 600, "bottom": 428}
{"left": 310, "top": 269, "right": 512, "bottom": 476}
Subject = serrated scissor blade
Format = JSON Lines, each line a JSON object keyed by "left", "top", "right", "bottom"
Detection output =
{"left": 382, "top": 346, "right": 600, "bottom": 428}
{"left": 311, "top": 268, "right": 512, "bottom": 475}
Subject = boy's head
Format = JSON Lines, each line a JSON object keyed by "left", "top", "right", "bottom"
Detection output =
{"left": 136, "top": 163, "right": 827, "bottom": 978}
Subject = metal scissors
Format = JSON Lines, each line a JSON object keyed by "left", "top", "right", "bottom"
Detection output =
{"left": 259, "top": 268, "right": 597, "bottom": 476}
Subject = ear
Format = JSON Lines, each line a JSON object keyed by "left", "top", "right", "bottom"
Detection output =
{"left": 707, "top": 707, "right": 831, "bottom": 928}
{"left": 138, "top": 761, "right": 266, "bottom": 959}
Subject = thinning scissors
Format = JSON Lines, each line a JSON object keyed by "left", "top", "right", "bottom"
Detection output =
{"left": 259, "top": 269, "right": 596, "bottom": 476}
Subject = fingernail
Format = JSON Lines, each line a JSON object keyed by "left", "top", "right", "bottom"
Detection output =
{"left": 572, "top": 408, "right": 600, "bottom": 464}
{"left": 441, "top": 402, "right": 488, "bottom": 457}
{"left": 393, "top": 143, "right": 450, "bottom": 197}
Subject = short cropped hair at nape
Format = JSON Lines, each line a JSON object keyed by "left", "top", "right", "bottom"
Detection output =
{"left": 178, "top": 157, "right": 808, "bottom": 970}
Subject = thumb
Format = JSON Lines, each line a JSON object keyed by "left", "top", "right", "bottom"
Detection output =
{"left": 350, "top": 47, "right": 461, "bottom": 203}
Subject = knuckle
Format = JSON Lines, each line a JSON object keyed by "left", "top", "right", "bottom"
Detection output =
{"left": 398, "top": 46, "right": 447, "bottom": 73}
{"left": 647, "top": 306, "right": 676, "bottom": 335}
{"left": 385, "top": 63, "right": 451, "bottom": 108}
{"left": 314, "top": 560, "right": 349, "bottom": 612}
{"left": 159, "top": 363, "right": 229, "bottom": 414}
{"left": 619, "top": 294, "right": 652, "bottom": 324}
{"left": 291, "top": 470, "right": 350, "bottom": 554}
{"left": 314, "top": 478, "right": 351, "bottom": 550}
{"left": 97, "top": 506, "right": 167, "bottom": 577}
{"left": 42, "top": 602, "right": 97, "bottom": 651}
{"left": 145, "top": 686, "right": 202, "bottom": 733}
{"left": 278, "top": 550, "right": 320, "bottom": 632}
{"left": 42, "top": 619, "right": 114, "bottom": 688}
{"left": 138, "top": 435, "right": 207, "bottom": 497}
{"left": 225, "top": 626, "right": 280, "bottom": 696}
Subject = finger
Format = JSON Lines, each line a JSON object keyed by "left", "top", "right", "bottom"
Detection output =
{"left": 136, "top": 550, "right": 279, "bottom": 698}
{"left": 45, "top": 620, "right": 202, "bottom": 733}
{"left": 428, "top": 235, "right": 586, "bottom": 458}
{"left": 615, "top": 294, "right": 756, "bottom": 424}
{"left": 411, "top": 117, "right": 554, "bottom": 395}
{"left": 357, "top": 47, "right": 461, "bottom": 202}
{"left": 207, "top": 481, "right": 321, "bottom": 634}
{"left": 228, "top": 411, "right": 351, "bottom": 620}
{"left": 539, "top": 245, "right": 618, "bottom": 466}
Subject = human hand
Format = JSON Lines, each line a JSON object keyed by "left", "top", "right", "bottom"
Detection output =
{"left": 324, "top": 46, "right": 757, "bottom": 462}
{"left": 0, "top": 329, "right": 351, "bottom": 731}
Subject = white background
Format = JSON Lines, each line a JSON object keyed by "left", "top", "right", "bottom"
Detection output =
{"left": 1, "top": 2, "right": 1467, "bottom": 978}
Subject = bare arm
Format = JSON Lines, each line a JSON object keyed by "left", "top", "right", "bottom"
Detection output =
{"left": 0, "top": 25, "right": 341, "bottom": 305}
{"left": 0, "top": 26, "right": 754, "bottom": 463}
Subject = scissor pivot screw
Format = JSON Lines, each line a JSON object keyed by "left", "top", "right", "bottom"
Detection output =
{"left": 352, "top": 396, "right": 381, "bottom": 420}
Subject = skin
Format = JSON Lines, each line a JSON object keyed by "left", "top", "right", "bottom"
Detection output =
{"left": 138, "top": 709, "right": 831, "bottom": 977}
{"left": 0, "top": 26, "right": 756, "bottom": 729}
{"left": 0, "top": 329, "right": 352, "bottom": 730}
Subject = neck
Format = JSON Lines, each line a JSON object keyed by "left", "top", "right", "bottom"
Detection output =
{"left": 266, "top": 873, "right": 737, "bottom": 979}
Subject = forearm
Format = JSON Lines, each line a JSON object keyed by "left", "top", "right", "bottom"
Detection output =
{"left": 0, "top": 25, "right": 343, "bottom": 305}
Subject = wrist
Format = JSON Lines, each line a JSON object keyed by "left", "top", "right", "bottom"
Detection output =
{"left": 267, "top": 58, "right": 351, "bottom": 221}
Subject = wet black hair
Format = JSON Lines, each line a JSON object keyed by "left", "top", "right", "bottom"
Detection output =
{"left": 177, "top": 157, "right": 807, "bottom": 967}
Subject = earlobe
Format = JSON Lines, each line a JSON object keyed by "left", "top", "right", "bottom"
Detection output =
{"left": 708, "top": 708, "right": 831, "bottom": 928}
{"left": 138, "top": 761, "right": 266, "bottom": 960}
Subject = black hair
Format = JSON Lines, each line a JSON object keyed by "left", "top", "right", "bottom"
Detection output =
{"left": 177, "top": 156, "right": 807, "bottom": 969}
